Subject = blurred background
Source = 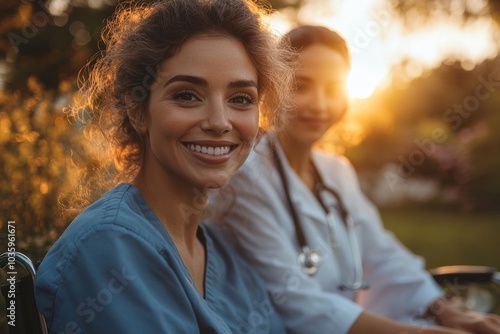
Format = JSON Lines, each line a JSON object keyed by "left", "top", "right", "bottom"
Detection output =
{"left": 0, "top": 0, "right": 499, "bottom": 271}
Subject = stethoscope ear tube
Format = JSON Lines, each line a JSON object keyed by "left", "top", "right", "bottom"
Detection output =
{"left": 269, "top": 136, "right": 309, "bottom": 252}
{"left": 269, "top": 137, "right": 323, "bottom": 277}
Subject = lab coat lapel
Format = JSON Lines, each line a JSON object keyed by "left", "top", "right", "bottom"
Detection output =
{"left": 311, "top": 152, "right": 345, "bottom": 200}
{"left": 311, "top": 151, "right": 358, "bottom": 226}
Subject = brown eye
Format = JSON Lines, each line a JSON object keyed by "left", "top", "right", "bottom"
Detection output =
{"left": 173, "top": 91, "right": 197, "bottom": 101}
{"left": 229, "top": 93, "right": 256, "bottom": 106}
{"left": 294, "top": 81, "right": 306, "bottom": 91}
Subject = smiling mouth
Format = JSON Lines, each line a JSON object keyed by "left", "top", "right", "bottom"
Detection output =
{"left": 185, "top": 144, "right": 231, "bottom": 156}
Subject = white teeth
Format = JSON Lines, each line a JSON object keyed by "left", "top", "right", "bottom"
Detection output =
{"left": 187, "top": 144, "right": 230, "bottom": 156}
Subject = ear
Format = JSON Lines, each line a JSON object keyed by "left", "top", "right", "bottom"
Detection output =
{"left": 125, "top": 94, "right": 148, "bottom": 134}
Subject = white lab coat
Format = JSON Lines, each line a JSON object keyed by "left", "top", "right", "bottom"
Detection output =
{"left": 208, "top": 134, "right": 443, "bottom": 334}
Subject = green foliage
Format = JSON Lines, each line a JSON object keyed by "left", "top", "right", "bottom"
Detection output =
{"left": 463, "top": 92, "right": 500, "bottom": 209}
{"left": 345, "top": 57, "right": 500, "bottom": 211}
{"left": 391, "top": 0, "right": 500, "bottom": 27}
{"left": 0, "top": 0, "right": 117, "bottom": 90}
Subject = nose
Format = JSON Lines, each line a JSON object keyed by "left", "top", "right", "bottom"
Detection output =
{"left": 200, "top": 98, "right": 232, "bottom": 134}
{"left": 309, "top": 88, "right": 330, "bottom": 115}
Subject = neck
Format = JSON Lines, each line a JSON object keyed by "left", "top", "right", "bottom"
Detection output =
{"left": 132, "top": 169, "right": 207, "bottom": 252}
{"left": 132, "top": 168, "right": 207, "bottom": 296}
{"left": 277, "top": 133, "right": 316, "bottom": 191}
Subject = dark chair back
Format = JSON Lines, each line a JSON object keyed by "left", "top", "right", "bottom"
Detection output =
{"left": 0, "top": 252, "right": 48, "bottom": 334}
{"left": 430, "top": 265, "right": 500, "bottom": 315}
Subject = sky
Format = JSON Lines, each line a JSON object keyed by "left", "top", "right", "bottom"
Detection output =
{"left": 268, "top": 0, "right": 500, "bottom": 99}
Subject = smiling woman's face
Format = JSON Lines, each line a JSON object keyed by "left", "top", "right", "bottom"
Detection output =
{"left": 141, "top": 35, "right": 259, "bottom": 190}
{"left": 285, "top": 43, "right": 350, "bottom": 148}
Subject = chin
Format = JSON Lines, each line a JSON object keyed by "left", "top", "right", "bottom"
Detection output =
{"left": 201, "top": 181, "right": 230, "bottom": 192}
{"left": 199, "top": 174, "right": 233, "bottom": 190}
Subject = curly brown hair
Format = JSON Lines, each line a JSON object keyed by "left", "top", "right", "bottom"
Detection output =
{"left": 69, "top": 0, "right": 295, "bottom": 210}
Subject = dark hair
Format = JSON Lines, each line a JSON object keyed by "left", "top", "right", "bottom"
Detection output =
{"left": 69, "top": 0, "right": 295, "bottom": 209}
{"left": 285, "top": 25, "right": 351, "bottom": 68}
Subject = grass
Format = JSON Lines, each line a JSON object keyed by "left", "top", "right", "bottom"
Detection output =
{"left": 382, "top": 208, "right": 500, "bottom": 315}
{"left": 380, "top": 208, "right": 500, "bottom": 270}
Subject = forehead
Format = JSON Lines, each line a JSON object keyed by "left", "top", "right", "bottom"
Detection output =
{"left": 157, "top": 35, "right": 258, "bottom": 83}
{"left": 296, "top": 44, "right": 349, "bottom": 82}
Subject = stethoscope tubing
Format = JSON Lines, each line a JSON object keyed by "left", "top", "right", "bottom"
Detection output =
{"left": 269, "top": 135, "right": 368, "bottom": 290}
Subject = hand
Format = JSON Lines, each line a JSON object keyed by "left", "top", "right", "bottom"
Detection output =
{"left": 349, "top": 310, "right": 472, "bottom": 334}
{"left": 430, "top": 298, "right": 500, "bottom": 334}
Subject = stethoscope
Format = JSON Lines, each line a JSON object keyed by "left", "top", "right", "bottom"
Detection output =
{"left": 269, "top": 136, "right": 369, "bottom": 291}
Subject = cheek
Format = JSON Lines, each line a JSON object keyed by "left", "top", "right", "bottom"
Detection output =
{"left": 235, "top": 111, "right": 259, "bottom": 143}
{"left": 329, "top": 98, "right": 348, "bottom": 119}
{"left": 149, "top": 109, "right": 191, "bottom": 138}
{"left": 292, "top": 93, "right": 309, "bottom": 112}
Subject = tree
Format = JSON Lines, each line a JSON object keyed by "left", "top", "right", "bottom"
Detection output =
{"left": 344, "top": 56, "right": 500, "bottom": 211}
{"left": 391, "top": 0, "right": 500, "bottom": 26}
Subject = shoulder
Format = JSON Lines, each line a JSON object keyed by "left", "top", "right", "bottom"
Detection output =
{"left": 314, "top": 149, "right": 355, "bottom": 172}
{"left": 36, "top": 184, "right": 172, "bottom": 296}
{"left": 313, "top": 150, "right": 359, "bottom": 185}
{"left": 51, "top": 184, "right": 166, "bottom": 252}
{"left": 35, "top": 185, "right": 181, "bottom": 329}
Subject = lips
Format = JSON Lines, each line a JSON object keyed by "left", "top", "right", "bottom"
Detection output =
{"left": 298, "top": 117, "right": 329, "bottom": 129}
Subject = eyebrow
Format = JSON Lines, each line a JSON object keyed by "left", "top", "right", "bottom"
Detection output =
{"left": 228, "top": 80, "right": 258, "bottom": 89}
{"left": 163, "top": 75, "right": 257, "bottom": 89}
{"left": 164, "top": 75, "right": 208, "bottom": 87}
{"left": 295, "top": 75, "right": 343, "bottom": 84}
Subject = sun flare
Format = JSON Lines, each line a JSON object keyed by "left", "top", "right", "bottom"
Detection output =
{"left": 347, "top": 65, "right": 388, "bottom": 100}
{"left": 268, "top": 0, "right": 498, "bottom": 101}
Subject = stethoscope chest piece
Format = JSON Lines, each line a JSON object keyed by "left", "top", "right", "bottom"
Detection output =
{"left": 298, "top": 246, "right": 323, "bottom": 276}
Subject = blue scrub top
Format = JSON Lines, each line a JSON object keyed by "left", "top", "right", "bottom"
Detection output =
{"left": 35, "top": 183, "right": 286, "bottom": 333}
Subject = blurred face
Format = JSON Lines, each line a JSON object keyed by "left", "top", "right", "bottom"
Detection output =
{"left": 142, "top": 36, "right": 259, "bottom": 190}
{"left": 284, "top": 43, "right": 349, "bottom": 147}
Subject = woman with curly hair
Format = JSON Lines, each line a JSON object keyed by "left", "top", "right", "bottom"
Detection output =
{"left": 35, "top": 1, "right": 294, "bottom": 333}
